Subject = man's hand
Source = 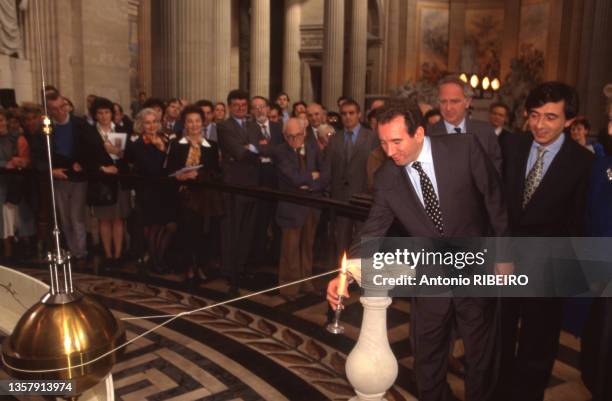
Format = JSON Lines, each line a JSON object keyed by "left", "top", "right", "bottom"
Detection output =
{"left": 327, "top": 275, "right": 350, "bottom": 311}
{"left": 176, "top": 170, "right": 198, "bottom": 181}
{"left": 52, "top": 168, "right": 68, "bottom": 180}
{"left": 495, "top": 262, "right": 515, "bottom": 276}
{"left": 100, "top": 165, "right": 118, "bottom": 174}
{"left": 311, "top": 171, "right": 320, "bottom": 180}
{"left": 72, "top": 162, "right": 82, "bottom": 172}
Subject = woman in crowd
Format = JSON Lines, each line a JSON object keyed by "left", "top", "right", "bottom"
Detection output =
{"left": 0, "top": 109, "right": 31, "bottom": 259}
{"left": 214, "top": 102, "right": 226, "bottom": 122}
{"left": 166, "top": 105, "right": 223, "bottom": 284}
{"left": 126, "top": 108, "right": 176, "bottom": 273}
{"left": 82, "top": 97, "right": 130, "bottom": 267}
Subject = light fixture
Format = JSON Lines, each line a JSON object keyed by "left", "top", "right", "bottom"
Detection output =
{"left": 482, "top": 76, "right": 490, "bottom": 90}
{"left": 459, "top": 73, "right": 468, "bottom": 83}
{"left": 470, "top": 74, "right": 479, "bottom": 89}
{"left": 491, "top": 78, "right": 500, "bottom": 91}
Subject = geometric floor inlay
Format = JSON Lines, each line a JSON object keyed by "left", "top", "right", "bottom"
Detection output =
{"left": 2, "top": 266, "right": 591, "bottom": 401}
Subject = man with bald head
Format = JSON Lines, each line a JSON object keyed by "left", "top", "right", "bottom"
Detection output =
{"left": 275, "top": 118, "right": 330, "bottom": 298}
{"left": 306, "top": 103, "right": 325, "bottom": 144}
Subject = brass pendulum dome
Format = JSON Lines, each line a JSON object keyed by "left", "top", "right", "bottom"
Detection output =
{"left": 1, "top": 5, "right": 125, "bottom": 394}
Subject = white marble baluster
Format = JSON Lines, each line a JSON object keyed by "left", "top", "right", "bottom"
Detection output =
{"left": 345, "top": 296, "right": 398, "bottom": 401}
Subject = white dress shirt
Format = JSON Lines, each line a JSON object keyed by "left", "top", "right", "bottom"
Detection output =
{"left": 404, "top": 136, "right": 440, "bottom": 207}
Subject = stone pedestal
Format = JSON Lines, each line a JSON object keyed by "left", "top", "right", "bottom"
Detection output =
{"left": 345, "top": 296, "right": 398, "bottom": 401}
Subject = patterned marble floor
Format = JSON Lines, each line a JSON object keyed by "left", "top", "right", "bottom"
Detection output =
{"left": 1, "top": 264, "right": 592, "bottom": 401}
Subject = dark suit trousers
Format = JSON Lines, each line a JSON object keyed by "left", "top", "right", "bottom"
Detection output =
{"left": 413, "top": 297, "right": 498, "bottom": 401}
{"left": 496, "top": 298, "right": 564, "bottom": 401}
{"left": 334, "top": 216, "right": 362, "bottom": 261}
{"left": 252, "top": 163, "right": 280, "bottom": 264}
{"left": 221, "top": 193, "right": 257, "bottom": 283}
{"left": 278, "top": 209, "right": 318, "bottom": 296}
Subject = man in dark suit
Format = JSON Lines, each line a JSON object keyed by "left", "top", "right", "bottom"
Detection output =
{"left": 496, "top": 82, "right": 594, "bottom": 401}
{"left": 217, "top": 90, "right": 265, "bottom": 290}
{"left": 276, "top": 118, "right": 330, "bottom": 298}
{"left": 327, "top": 105, "right": 512, "bottom": 401}
{"left": 327, "top": 98, "right": 379, "bottom": 258}
{"left": 250, "top": 95, "right": 284, "bottom": 266}
{"left": 489, "top": 101, "right": 512, "bottom": 144}
{"left": 427, "top": 76, "right": 502, "bottom": 173}
{"left": 306, "top": 102, "right": 325, "bottom": 144}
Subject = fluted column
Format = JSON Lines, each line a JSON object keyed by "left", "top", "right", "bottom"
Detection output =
{"left": 322, "top": 0, "right": 345, "bottom": 111}
{"left": 385, "top": 0, "right": 400, "bottom": 91}
{"left": 346, "top": 0, "right": 368, "bottom": 110}
{"left": 213, "top": 0, "right": 232, "bottom": 103}
{"left": 25, "top": 0, "right": 59, "bottom": 102}
{"left": 250, "top": 0, "right": 270, "bottom": 97}
{"left": 138, "top": 0, "right": 152, "bottom": 95}
{"left": 345, "top": 296, "right": 398, "bottom": 401}
{"left": 283, "top": 0, "right": 301, "bottom": 104}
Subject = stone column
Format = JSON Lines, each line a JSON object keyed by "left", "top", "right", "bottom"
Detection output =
{"left": 345, "top": 0, "right": 368, "bottom": 109}
{"left": 322, "top": 0, "right": 345, "bottom": 111}
{"left": 283, "top": 0, "right": 301, "bottom": 105}
{"left": 385, "top": 0, "right": 400, "bottom": 90}
{"left": 24, "top": 0, "right": 59, "bottom": 102}
{"left": 138, "top": 0, "right": 153, "bottom": 96}
{"left": 345, "top": 296, "right": 398, "bottom": 401}
{"left": 250, "top": 0, "right": 270, "bottom": 97}
{"left": 213, "top": 0, "right": 232, "bottom": 103}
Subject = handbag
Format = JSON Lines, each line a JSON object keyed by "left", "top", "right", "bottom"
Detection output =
{"left": 87, "top": 176, "right": 118, "bottom": 206}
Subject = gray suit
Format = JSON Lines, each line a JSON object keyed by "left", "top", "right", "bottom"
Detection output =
{"left": 427, "top": 118, "right": 502, "bottom": 174}
{"left": 327, "top": 125, "right": 379, "bottom": 256}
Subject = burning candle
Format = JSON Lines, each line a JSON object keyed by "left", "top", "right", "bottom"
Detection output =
{"left": 338, "top": 252, "right": 348, "bottom": 297}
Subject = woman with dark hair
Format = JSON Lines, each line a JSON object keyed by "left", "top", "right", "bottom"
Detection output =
{"left": 125, "top": 108, "right": 176, "bottom": 273}
{"left": 82, "top": 96, "right": 130, "bottom": 267}
{"left": 113, "top": 102, "right": 134, "bottom": 135}
{"left": 166, "top": 105, "right": 223, "bottom": 284}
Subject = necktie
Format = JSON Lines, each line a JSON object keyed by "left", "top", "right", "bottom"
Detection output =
{"left": 345, "top": 131, "right": 354, "bottom": 162}
{"left": 454, "top": 127, "right": 462, "bottom": 134}
{"left": 412, "top": 161, "right": 444, "bottom": 235}
{"left": 522, "top": 146, "right": 547, "bottom": 208}
{"left": 260, "top": 124, "right": 270, "bottom": 140}
{"left": 297, "top": 148, "right": 306, "bottom": 172}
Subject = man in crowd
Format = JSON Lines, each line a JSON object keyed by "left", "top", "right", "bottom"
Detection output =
{"left": 217, "top": 90, "right": 264, "bottom": 291}
{"left": 327, "top": 99, "right": 378, "bottom": 257}
{"left": 489, "top": 101, "right": 512, "bottom": 143}
{"left": 276, "top": 118, "right": 329, "bottom": 299}
{"left": 250, "top": 96, "right": 284, "bottom": 266}
{"left": 327, "top": 103, "right": 511, "bottom": 401}
{"left": 195, "top": 99, "right": 218, "bottom": 142}
{"left": 46, "top": 92, "right": 90, "bottom": 262}
{"left": 496, "top": 81, "right": 594, "bottom": 401}
{"left": 306, "top": 103, "right": 325, "bottom": 144}
{"left": 428, "top": 76, "right": 502, "bottom": 172}
{"left": 275, "top": 92, "right": 291, "bottom": 123}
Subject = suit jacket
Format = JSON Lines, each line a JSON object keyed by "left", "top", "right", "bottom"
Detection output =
{"left": 427, "top": 118, "right": 502, "bottom": 174}
{"left": 501, "top": 132, "right": 594, "bottom": 295}
{"left": 497, "top": 128, "right": 512, "bottom": 145}
{"left": 166, "top": 136, "right": 223, "bottom": 217}
{"left": 327, "top": 126, "right": 379, "bottom": 201}
{"left": 256, "top": 120, "right": 284, "bottom": 189}
{"left": 217, "top": 117, "right": 264, "bottom": 187}
{"left": 349, "top": 134, "right": 508, "bottom": 257}
{"left": 275, "top": 140, "right": 330, "bottom": 228}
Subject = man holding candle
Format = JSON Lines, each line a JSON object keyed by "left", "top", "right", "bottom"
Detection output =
{"left": 327, "top": 103, "right": 512, "bottom": 401}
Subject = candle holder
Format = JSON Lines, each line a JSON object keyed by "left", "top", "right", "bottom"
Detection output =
{"left": 326, "top": 294, "right": 346, "bottom": 334}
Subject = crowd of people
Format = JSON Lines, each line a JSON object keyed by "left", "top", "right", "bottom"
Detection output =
{"left": 0, "top": 77, "right": 610, "bottom": 400}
